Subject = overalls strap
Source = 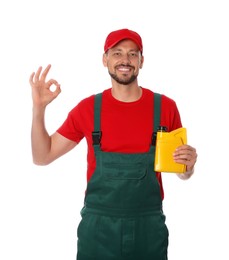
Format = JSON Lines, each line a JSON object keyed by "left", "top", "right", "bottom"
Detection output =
{"left": 152, "top": 92, "right": 161, "bottom": 145}
{"left": 92, "top": 93, "right": 102, "bottom": 151}
{"left": 153, "top": 92, "right": 161, "bottom": 132}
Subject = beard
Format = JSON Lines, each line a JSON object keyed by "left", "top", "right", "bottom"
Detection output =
{"left": 108, "top": 67, "right": 138, "bottom": 85}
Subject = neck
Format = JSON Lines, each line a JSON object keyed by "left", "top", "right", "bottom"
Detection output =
{"left": 111, "top": 83, "right": 142, "bottom": 102}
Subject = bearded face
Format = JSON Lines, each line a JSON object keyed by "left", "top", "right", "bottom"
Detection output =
{"left": 108, "top": 64, "right": 138, "bottom": 85}
{"left": 103, "top": 40, "right": 144, "bottom": 86}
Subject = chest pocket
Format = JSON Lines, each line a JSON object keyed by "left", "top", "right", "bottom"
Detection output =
{"left": 103, "top": 162, "right": 147, "bottom": 180}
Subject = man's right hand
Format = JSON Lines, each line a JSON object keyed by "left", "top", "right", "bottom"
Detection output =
{"left": 29, "top": 64, "right": 61, "bottom": 109}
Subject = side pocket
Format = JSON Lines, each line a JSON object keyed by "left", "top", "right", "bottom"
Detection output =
{"left": 77, "top": 208, "right": 87, "bottom": 239}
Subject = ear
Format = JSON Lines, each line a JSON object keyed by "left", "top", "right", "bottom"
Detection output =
{"left": 139, "top": 55, "right": 144, "bottom": 69}
{"left": 102, "top": 53, "right": 108, "bottom": 67}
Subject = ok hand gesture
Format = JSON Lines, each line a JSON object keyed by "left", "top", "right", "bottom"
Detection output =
{"left": 29, "top": 64, "right": 61, "bottom": 109}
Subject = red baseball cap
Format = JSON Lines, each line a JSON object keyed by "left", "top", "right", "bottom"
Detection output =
{"left": 104, "top": 28, "right": 143, "bottom": 53}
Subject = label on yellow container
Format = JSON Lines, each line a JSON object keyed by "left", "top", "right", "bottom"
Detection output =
{"left": 154, "top": 127, "right": 187, "bottom": 173}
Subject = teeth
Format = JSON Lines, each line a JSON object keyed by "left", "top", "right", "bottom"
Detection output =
{"left": 119, "top": 68, "right": 130, "bottom": 71}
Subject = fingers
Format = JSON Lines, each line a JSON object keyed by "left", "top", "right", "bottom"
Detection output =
{"left": 175, "top": 145, "right": 196, "bottom": 156}
{"left": 52, "top": 83, "right": 61, "bottom": 97}
{"left": 173, "top": 145, "right": 198, "bottom": 167}
{"left": 40, "top": 64, "right": 51, "bottom": 81}
{"left": 46, "top": 79, "right": 61, "bottom": 95}
{"left": 29, "top": 64, "right": 60, "bottom": 92}
{"left": 29, "top": 64, "right": 52, "bottom": 85}
{"left": 175, "top": 146, "right": 197, "bottom": 162}
{"left": 34, "top": 66, "right": 43, "bottom": 82}
{"left": 47, "top": 79, "right": 59, "bottom": 87}
{"left": 29, "top": 72, "right": 35, "bottom": 86}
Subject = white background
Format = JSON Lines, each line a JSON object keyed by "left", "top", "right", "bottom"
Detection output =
{"left": 0, "top": 0, "right": 228, "bottom": 259}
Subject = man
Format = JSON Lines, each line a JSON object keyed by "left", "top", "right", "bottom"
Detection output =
{"left": 30, "top": 28, "right": 197, "bottom": 260}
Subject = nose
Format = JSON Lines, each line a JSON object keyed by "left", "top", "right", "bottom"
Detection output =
{"left": 121, "top": 53, "right": 131, "bottom": 65}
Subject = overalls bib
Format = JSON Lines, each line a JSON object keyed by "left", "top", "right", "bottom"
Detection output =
{"left": 77, "top": 93, "right": 168, "bottom": 260}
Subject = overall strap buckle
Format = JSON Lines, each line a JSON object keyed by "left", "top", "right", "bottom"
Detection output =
{"left": 92, "top": 131, "right": 102, "bottom": 145}
{"left": 152, "top": 132, "right": 157, "bottom": 146}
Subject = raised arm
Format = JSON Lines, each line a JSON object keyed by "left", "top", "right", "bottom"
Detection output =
{"left": 29, "top": 64, "right": 77, "bottom": 165}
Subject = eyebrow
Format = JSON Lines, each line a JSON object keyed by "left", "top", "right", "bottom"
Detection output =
{"left": 111, "top": 48, "right": 139, "bottom": 52}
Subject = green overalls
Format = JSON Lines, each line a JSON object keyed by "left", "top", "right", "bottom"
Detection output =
{"left": 77, "top": 93, "right": 168, "bottom": 260}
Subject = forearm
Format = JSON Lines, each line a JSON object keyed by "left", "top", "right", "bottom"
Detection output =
{"left": 31, "top": 107, "right": 52, "bottom": 165}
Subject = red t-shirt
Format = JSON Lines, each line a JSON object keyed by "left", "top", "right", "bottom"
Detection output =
{"left": 57, "top": 87, "right": 182, "bottom": 200}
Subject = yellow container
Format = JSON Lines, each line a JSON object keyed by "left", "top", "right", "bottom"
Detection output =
{"left": 154, "top": 127, "right": 187, "bottom": 173}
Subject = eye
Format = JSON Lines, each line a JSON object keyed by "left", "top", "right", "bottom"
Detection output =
{"left": 129, "top": 52, "right": 138, "bottom": 58}
{"left": 113, "top": 52, "right": 122, "bottom": 57}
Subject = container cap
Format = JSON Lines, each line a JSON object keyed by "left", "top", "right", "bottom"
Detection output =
{"left": 157, "top": 126, "right": 168, "bottom": 132}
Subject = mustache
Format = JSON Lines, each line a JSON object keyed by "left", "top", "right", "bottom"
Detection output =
{"left": 115, "top": 64, "right": 135, "bottom": 69}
